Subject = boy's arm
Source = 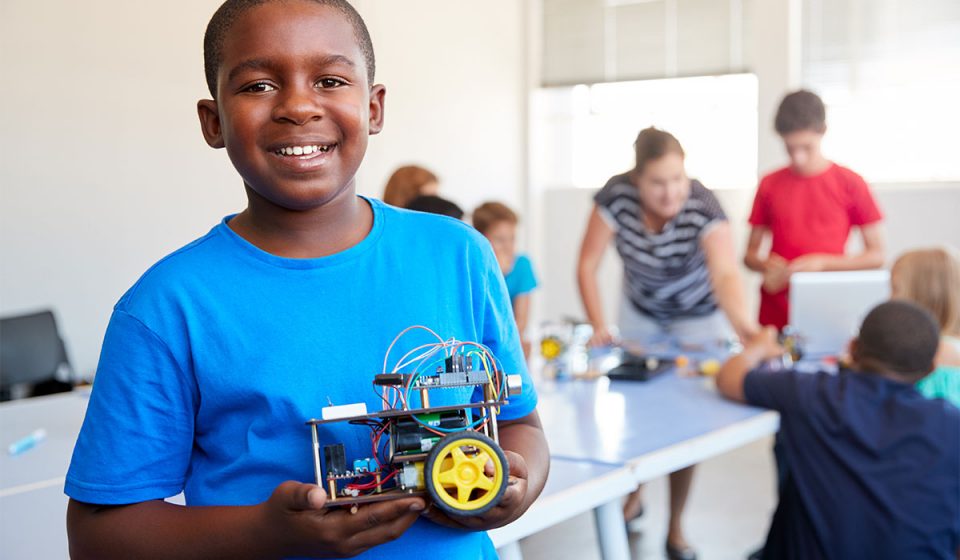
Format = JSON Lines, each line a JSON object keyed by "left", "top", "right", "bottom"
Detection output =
{"left": 67, "top": 483, "right": 426, "bottom": 560}
{"left": 788, "top": 222, "right": 885, "bottom": 273}
{"left": 421, "top": 411, "right": 549, "bottom": 531}
{"left": 743, "top": 226, "right": 770, "bottom": 273}
{"left": 716, "top": 327, "right": 784, "bottom": 403}
{"left": 512, "top": 294, "right": 531, "bottom": 341}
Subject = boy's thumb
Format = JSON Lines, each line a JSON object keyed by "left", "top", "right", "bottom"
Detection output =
{"left": 279, "top": 481, "right": 327, "bottom": 511}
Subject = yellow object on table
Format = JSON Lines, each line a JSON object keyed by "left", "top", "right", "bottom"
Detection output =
{"left": 699, "top": 358, "right": 721, "bottom": 377}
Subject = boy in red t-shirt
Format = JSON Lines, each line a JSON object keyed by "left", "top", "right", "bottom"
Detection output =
{"left": 744, "top": 90, "right": 885, "bottom": 329}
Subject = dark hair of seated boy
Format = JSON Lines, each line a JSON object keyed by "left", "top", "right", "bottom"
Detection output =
{"left": 718, "top": 300, "right": 959, "bottom": 560}
{"left": 405, "top": 194, "right": 465, "bottom": 220}
{"left": 63, "top": 1, "right": 548, "bottom": 559}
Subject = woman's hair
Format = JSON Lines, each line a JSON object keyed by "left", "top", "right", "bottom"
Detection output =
{"left": 891, "top": 246, "right": 960, "bottom": 336}
{"left": 633, "top": 127, "right": 684, "bottom": 175}
{"left": 382, "top": 165, "right": 438, "bottom": 207}
{"left": 472, "top": 201, "right": 518, "bottom": 235}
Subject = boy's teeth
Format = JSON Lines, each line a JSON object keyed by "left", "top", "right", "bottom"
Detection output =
{"left": 276, "top": 145, "right": 333, "bottom": 156}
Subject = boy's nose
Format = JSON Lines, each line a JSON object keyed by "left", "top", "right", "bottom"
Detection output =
{"left": 273, "top": 87, "right": 324, "bottom": 125}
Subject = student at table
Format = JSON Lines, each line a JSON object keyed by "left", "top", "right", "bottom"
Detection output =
{"left": 577, "top": 126, "right": 760, "bottom": 560}
{"left": 717, "top": 301, "right": 960, "bottom": 560}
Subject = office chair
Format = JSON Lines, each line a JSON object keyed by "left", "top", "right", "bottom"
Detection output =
{"left": 0, "top": 310, "right": 74, "bottom": 401}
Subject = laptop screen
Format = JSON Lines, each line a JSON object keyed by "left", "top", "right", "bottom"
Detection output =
{"left": 788, "top": 270, "right": 890, "bottom": 357}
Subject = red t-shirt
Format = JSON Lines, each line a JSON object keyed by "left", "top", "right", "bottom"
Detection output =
{"left": 748, "top": 163, "right": 883, "bottom": 329}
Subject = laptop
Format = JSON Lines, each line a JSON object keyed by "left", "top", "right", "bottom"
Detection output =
{"left": 789, "top": 270, "right": 890, "bottom": 357}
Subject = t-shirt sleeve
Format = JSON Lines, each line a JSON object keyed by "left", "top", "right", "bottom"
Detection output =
{"left": 692, "top": 181, "right": 727, "bottom": 238}
{"left": 747, "top": 178, "right": 771, "bottom": 227}
{"left": 846, "top": 172, "right": 883, "bottom": 226}
{"left": 742, "top": 368, "right": 809, "bottom": 414}
{"left": 475, "top": 244, "right": 538, "bottom": 421}
{"left": 507, "top": 255, "right": 539, "bottom": 297}
{"left": 593, "top": 175, "right": 628, "bottom": 231}
{"left": 65, "top": 309, "right": 198, "bottom": 505}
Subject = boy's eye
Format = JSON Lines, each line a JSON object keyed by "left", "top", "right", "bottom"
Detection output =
{"left": 242, "top": 82, "right": 276, "bottom": 93}
{"left": 316, "top": 77, "right": 347, "bottom": 89}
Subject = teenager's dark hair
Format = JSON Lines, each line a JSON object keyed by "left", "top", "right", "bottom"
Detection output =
{"left": 203, "top": 0, "right": 375, "bottom": 98}
{"left": 405, "top": 195, "right": 464, "bottom": 220}
{"left": 775, "top": 90, "right": 826, "bottom": 135}
{"left": 856, "top": 300, "right": 940, "bottom": 379}
{"left": 633, "top": 127, "right": 684, "bottom": 175}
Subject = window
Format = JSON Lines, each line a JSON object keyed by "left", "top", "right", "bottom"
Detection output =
{"left": 530, "top": 73, "right": 758, "bottom": 191}
{"left": 802, "top": 0, "right": 960, "bottom": 183}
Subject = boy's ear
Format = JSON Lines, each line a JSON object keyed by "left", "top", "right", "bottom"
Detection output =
{"left": 368, "top": 84, "right": 386, "bottom": 135}
{"left": 197, "top": 99, "right": 225, "bottom": 149}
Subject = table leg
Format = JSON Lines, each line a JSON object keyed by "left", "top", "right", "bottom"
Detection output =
{"left": 593, "top": 500, "right": 630, "bottom": 560}
{"left": 497, "top": 541, "right": 523, "bottom": 560}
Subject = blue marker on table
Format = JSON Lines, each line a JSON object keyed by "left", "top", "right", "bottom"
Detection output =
{"left": 8, "top": 429, "right": 47, "bottom": 456}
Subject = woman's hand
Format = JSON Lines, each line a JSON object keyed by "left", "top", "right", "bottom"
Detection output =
{"left": 588, "top": 324, "right": 617, "bottom": 347}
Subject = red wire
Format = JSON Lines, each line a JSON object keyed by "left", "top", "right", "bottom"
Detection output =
{"left": 347, "top": 469, "right": 398, "bottom": 490}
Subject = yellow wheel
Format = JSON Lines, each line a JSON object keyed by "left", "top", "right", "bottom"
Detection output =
{"left": 425, "top": 431, "right": 508, "bottom": 516}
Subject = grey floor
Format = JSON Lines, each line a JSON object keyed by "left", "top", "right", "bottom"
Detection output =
{"left": 518, "top": 436, "right": 778, "bottom": 560}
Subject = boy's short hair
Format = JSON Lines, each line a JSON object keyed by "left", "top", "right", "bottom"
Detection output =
{"left": 203, "top": 0, "right": 375, "bottom": 98}
{"left": 406, "top": 195, "right": 464, "bottom": 220}
{"left": 856, "top": 300, "right": 940, "bottom": 379}
{"left": 472, "top": 202, "right": 518, "bottom": 235}
{"left": 775, "top": 90, "right": 827, "bottom": 135}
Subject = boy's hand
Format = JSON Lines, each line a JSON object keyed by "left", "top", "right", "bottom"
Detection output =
{"left": 420, "top": 449, "right": 529, "bottom": 531}
{"left": 261, "top": 481, "right": 425, "bottom": 558}
{"left": 762, "top": 254, "right": 790, "bottom": 293}
{"left": 744, "top": 327, "right": 785, "bottom": 363}
{"left": 788, "top": 254, "right": 826, "bottom": 273}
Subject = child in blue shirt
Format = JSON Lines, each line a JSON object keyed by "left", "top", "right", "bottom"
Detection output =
{"left": 717, "top": 301, "right": 959, "bottom": 560}
{"left": 64, "top": 1, "right": 547, "bottom": 558}
{"left": 472, "top": 202, "right": 539, "bottom": 357}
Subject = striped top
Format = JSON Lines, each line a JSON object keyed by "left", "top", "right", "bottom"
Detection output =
{"left": 595, "top": 174, "right": 727, "bottom": 321}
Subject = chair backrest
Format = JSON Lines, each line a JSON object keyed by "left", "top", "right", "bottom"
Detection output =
{"left": 0, "top": 310, "right": 71, "bottom": 388}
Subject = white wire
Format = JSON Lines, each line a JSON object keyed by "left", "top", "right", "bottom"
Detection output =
{"left": 381, "top": 325, "right": 445, "bottom": 373}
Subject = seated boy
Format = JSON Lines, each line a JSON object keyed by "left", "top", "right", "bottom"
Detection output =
{"left": 64, "top": 1, "right": 548, "bottom": 559}
{"left": 717, "top": 301, "right": 960, "bottom": 560}
{"left": 472, "top": 202, "right": 539, "bottom": 356}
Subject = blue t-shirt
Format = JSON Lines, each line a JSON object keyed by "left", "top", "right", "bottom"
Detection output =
{"left": 503, "top": 254, "right": 538, "bottom": 302}
{"left": 65, "top": 198, "right": 538, "bottom": 560}
{"left": 744, "top": 368, "right": 960, "bottom": 560}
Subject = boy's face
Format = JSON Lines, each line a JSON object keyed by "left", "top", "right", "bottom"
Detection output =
{"left": 484, "top": 221, "right": 516, "bottom": 274}
{"left": 782, "top": 129, "right": 826, "bottom": 176}
{"left": 197, "top": 1, "right": 385, "bottom": 211}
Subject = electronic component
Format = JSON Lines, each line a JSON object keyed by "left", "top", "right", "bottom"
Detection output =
{"left": 506, "top": 374, "right": 523, "bottom": 396}
{"left": 399, "top": 462, "right": 424, "bottom": 490}
{"left": 321, "top": 402, "right": 368, "bottom": 420}
{"left": 323, "top": 444, "right": 347, "bottom": 476}
{"left": 390, "top": 411, "right": 467, "bottom": 456}
{"left": 352, "top": 458, "right": 376, "bottom": 473}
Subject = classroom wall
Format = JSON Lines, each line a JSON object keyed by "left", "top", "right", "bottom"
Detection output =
{"left": 0, "top": 0, "right": 528, "bottom": 376}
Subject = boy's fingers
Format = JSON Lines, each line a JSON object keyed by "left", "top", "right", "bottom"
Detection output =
{"left": 278, "top": 481, "right": 327, "bottom": 512}
{"left": 343, "top": 497, "right": 425, "bottom": 534}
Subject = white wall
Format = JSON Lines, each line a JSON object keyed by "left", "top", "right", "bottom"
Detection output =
{"left": 0, "top": 1, "right": 528, "bottom": 376}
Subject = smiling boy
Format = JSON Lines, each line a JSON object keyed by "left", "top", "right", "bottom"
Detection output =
{"left": 64, "top": 1, "right": 547, "bottom": 558}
